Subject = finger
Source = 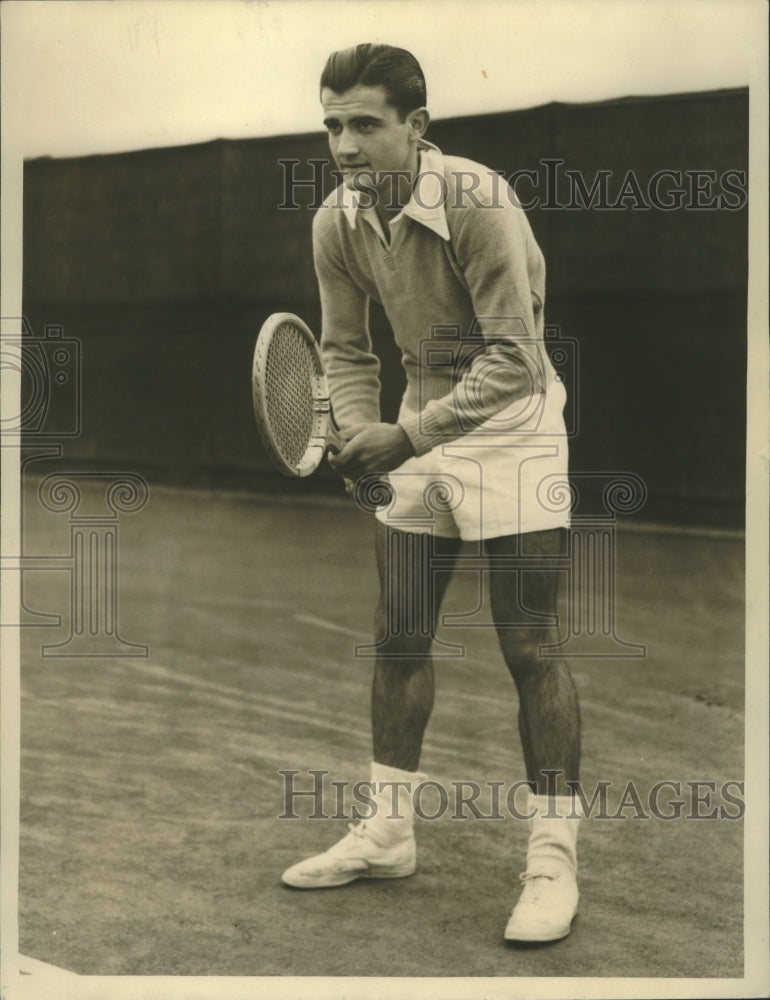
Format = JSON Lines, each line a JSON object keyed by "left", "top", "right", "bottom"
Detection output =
{"left": 341, "top": 423, "right": 374, "bottom": 443}
{"left": 328, "top": 442, "right": 357, "bottom": 470}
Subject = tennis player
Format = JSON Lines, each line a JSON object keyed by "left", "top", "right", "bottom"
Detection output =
{"left": 281, "top": 43, "right": 583, "bottom": 944}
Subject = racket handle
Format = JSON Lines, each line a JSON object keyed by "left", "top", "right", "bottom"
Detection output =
{"left": 324, "top": 419, "right": 392, "bottom": 507}
{"left": 326, "top": 425, "right": 346, "bottom": 455}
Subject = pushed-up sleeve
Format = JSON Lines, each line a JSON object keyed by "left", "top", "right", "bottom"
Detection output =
{"left": 312, "top": 205, "right": 381, "bottom": 431}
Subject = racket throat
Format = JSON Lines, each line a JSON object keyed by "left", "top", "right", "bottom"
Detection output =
{"left": 313, "top": 389, "right": 344, "bottom": 454}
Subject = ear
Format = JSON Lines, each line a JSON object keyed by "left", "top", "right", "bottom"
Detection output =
{"left": 406, "top": 107, "right": 430, "bottom": 140}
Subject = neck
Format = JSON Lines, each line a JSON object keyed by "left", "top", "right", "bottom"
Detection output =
{"left": 374, "top": 148, "right": 421, "bottom": 227}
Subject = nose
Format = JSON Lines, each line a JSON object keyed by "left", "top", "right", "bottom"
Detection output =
{"left": 335, "top": 127, "right": 359, "bottom": 160}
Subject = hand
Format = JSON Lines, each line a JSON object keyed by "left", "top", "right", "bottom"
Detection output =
{"left": 328, "top": 423, "right": 414, "bottom": 480}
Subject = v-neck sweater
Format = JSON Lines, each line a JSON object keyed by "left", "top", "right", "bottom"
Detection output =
{"left": 312, "top": 145, "right": 554, "bottom": 457}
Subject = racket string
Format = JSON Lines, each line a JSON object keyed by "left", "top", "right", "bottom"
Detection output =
{"left": 264, "top": 322, "right": 320, "bottom": 468}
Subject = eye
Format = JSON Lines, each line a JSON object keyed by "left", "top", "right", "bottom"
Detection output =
{"left": 358, "top": 121, "right": 376, "bottom": 133}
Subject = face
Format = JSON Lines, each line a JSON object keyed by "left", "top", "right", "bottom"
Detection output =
{"left": 321, "top": 84, "right": 426, "bottom": 194}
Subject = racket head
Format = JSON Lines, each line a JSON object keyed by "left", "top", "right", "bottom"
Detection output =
{"left": 252, "top": 313, "right": 333, "bottom": 477}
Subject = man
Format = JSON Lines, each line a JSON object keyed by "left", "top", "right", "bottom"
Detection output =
{"left": 281, "top": 43, "right": 583, "bottom": 945}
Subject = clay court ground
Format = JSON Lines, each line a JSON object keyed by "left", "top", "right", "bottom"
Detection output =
{"left": 14, "top": 476, "right": 746, "bottom": 983}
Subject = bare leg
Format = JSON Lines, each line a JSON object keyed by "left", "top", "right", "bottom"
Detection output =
{"left": 485, "top": 528, "right": 580, "bottom": 796}
{"left": 371, "top": 523, "right": 462, "bottom": 770}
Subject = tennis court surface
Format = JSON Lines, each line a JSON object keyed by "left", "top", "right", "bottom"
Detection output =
{"left": 17, "top": 477, "right": 744, "bottom": 978}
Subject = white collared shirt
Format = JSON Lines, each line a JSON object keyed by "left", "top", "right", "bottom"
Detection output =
{"left": 336, "top": 142, "right": 451, "bottom": 247}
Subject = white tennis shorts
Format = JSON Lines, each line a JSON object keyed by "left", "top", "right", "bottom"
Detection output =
{"left": 375, "top": 381, "right": 572, "bottom": 541}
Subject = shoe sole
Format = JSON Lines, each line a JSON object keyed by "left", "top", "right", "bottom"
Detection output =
{"left": 504, "top": 915, "right": 576, "bottom": 944}
{"left": 282, "top": 863, "right": 416, "bottom": 889}
{"left": 504, "top": 926, "right": 571, "bottom": 943}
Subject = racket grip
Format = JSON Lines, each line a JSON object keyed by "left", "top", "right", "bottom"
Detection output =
{"left": 325, "top": 421, "right": 346, "bottom": 455}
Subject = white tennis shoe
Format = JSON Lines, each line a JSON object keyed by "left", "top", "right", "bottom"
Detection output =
{"left": 281, "top": 822, "right": 417, "bottom": 889}
{"left": 504, "top": 869, "right": 579, "bottom": 942}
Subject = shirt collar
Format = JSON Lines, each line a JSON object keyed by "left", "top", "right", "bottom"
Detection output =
{"left": 337, "top": 142, "right": 451, "bottom": 242}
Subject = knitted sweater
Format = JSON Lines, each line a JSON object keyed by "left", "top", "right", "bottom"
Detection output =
{"left": 312, "top": 144, "right": 553, "bottom": 458}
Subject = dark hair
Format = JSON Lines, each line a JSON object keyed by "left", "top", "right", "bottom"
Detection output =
{"left": 320, "top": 44, "right": 426, "bottom": 119}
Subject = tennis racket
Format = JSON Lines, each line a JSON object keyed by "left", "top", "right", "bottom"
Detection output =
{"left": 251, "top": 313, "right": 393, "bottom": 506}
{"left": 252, "top": 312, "right": 344, "bottom": 477}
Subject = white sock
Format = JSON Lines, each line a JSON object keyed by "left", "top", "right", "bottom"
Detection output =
{"left": 524, "top": 790, "right": 582, "bottom": 877}
{"left": 365, "top": 761, "right": 418, "bottom": 845}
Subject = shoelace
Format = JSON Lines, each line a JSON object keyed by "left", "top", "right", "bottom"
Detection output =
{"left": 339, "top": 821, "right": 405, "bottom": 851}
{"left": 517, "top": 872, "right": 558, "bottom": 905}
{"left": 325, "top": 822, "right": 371, "bottom": 859}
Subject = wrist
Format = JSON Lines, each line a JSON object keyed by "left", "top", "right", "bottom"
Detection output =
{"left": 395, "top": 422, "right": 416, "bottom": 459}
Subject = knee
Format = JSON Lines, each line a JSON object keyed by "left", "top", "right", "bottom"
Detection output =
{"left": 375, "top": 631, "right": 434, "bottom": 661}
{"left": 374, "top": 607, "right": 434, "bottom": 661}
{"left": 496, "top": 627, "right": 556, "bottom": 681}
